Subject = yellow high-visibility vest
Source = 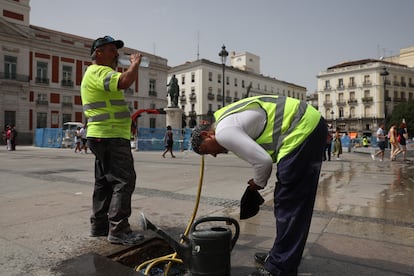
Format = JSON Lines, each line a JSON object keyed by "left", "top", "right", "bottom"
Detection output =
{"left": 81, "top": 64, "right": 131, "bottom": 139}
{"left": 214, "top": 95, "right": 321, "bottom": 163}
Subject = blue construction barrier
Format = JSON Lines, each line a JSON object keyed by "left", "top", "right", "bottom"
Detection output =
{"left": 35, "top": 128, "right": 63, "bottom": 148}
{"left": 34, "top": 127, "right": 193, "bottom": 151}
{"left": 136, "top": 127, "right": 192, "bottom": 151}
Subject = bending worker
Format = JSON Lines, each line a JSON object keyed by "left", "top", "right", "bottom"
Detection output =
{"left": 191, "top": 95, "right": 326, "bottom": 276}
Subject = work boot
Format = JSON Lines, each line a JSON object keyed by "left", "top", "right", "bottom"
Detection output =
{"left": 107, "top": 231, "right": 144, "bottom": 245}
{"left": 254, "top": 252, "right": 269, "bottom": 266}
{"left": 90, "top": 229, "right": 109, "bottom": 237}
{"left": 247, "top": 267, "right": 273, "bottom": 276}
{"left": 90, "top": 225, "right": 109, "bottom": 237}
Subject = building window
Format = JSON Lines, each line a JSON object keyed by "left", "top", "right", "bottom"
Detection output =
{"left": 37, "top": 112, "right": 47, "bottom": 128}
{"left": 339, "top": 107, "right": 344, "bottom": 118}
{"left": 36, "top": 61, "right": 49, "bottom": 84}
{"left": 149, "top": 118, "right": 156, "bottom": 128}
{"left": 241, "top": 80, "right": 245, "bottom": 88}
{"left": 217, "top": 74, "right": 221, "bottom": 84}
{"left": 4, "top": 55, "right": 17, "bottom": 79}
{"left": 350, "top": 107, "right": 355, "bottom": 118}
{"left": 350, "top": 91, "right": 355, "bottom": 100}
{"left": 191, "top": 73, "right": 195, "bottom": 83}
{"left": 149, "top": 79, "right": 156, "bottom": 96}
{"left": 62, "top": 65, "right": 73, "bottom": 87}
{"left": 363, "top": 75, "right": 371, "bottom": 85}
{"left": 338, "top": 78, "right": 344, "bottom": 88}
{"left": 4, "top": 110, "right": 16, "bottom": 126}
{"left": 208, "top": 72, "right": 212, "bottom": 81}
{"left": 62, "top": 95, "right": 72, "bottom": 107}
{"left": 349, "top": 77, "right": 355, "bottom": 88}
{"left": 62, "top": 113, "right": 72, "bottom": 125}
{"left": 181, "top": 75, "right": 185, "bottom": 85}
{"left": 36, "top": 93, "right": 48, "bottom": 105}
{"left": 234, "top": 78, "right": 238, "bottom": 87}
{"left": 226, "top": 76, "right": 229, "bottom": 85}
{"left": 325, "top": 80, "right": 331, "bottom": 90}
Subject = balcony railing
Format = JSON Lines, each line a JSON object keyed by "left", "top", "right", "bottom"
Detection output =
{"left": 148, "top": 90, "right": 157, "bottom": 97}
{"left": 189, "top": 93, "right": 196, "bottom": 101}
{"left": 188, "top": 111, "right": 196, "bottom": 117}
{"left": 207, "top": 93, "right": 215, "bottom": 100}
{"left": 337, "top": 100, "right": 347, "bottom": 106}
{"left": 348, "top": 99, "right": 358, "bottom": 105}
{"left": 62, "top": 102, "right": 73, "bottom": 107}
{"left": 36, "top": 100, "right": 49, "bottom": 105}
{"left": 0, "top": 72, "right": 29, "bottom": 81}
{"left": 362, "top": 81, "right": 372, "bottom": 87}
{"left": 225, "top": 96, "right": 232, "bottom": 103}
{"left": 323, "top": 101, "right": 333, "bottom": 107}
{"left": 216, "top": 94, "right": 223, "bottom": 101}
{"left": 347, "top": 83, "right": 356, "bottom": 89}
{"left": 362, "top": 97, "right": 373, "bottom": 103}
{"left": 35, "top": 77, "right": 50, "bottom": 84}
{"left": 61, "top": 80, "right": 74, "bottom": 87}
{"left": 180, "top": 95, "right": 186, "bottom": 102}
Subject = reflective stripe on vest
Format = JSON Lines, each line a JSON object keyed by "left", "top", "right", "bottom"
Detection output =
{"left": 83, "top": 100, "right": 127, "bottom": 111}
{"left": 104, "top": 72, "right": 116, "bottom": 91}
{"left": 83, "top": 99, "right": 130, "bottom": 122}
{"left": 215, "top": 96, "right": 308, "bottom": 161}
{"left": 88, "top": 111, "right": 131, "bottom": 122}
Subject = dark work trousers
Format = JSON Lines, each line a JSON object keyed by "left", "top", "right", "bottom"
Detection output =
{"left": 87, "top": 138, "right": 136, "bottom": 235}
{"left": 264, "top": 118, "right": 327, "bottom": 276}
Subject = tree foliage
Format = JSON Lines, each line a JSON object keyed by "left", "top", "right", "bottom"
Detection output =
{"left": 387, "top": 101, "right": 414, "bottom": 136}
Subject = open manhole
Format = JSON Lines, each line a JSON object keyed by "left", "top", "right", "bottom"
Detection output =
{"left": 53, "top": 237, "right": 187, "bottom": 276}
{"left": 108, "top": 237, "right": 186, "bottom": 275}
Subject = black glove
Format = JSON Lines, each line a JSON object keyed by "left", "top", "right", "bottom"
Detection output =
{"left": 240, "top": 186, "right": 265, "bottom": 220}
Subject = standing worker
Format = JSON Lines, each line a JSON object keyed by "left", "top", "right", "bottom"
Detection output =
{"left": 191, "top": 95, "right": 326, "bottom": 276}
{"left": 81, "top": 35, "right": 144, "bottom": 245}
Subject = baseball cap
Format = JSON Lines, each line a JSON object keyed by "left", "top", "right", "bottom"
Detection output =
{"left": 90, "top": 36, "right": 124, "bottom": 55}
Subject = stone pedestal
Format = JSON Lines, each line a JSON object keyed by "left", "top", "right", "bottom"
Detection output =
{"left": 164, "top": 107, "right": 183, "bottom": 129}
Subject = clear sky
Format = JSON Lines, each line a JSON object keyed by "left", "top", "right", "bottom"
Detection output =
{"left": 30, "top": 0, "right": 414, "bottom": 93}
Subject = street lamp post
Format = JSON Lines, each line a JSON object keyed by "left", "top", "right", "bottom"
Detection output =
{"left": 219, "top": 45, "right": 228, "bottom": 107}
{"left": 380, "top": 67, "right": 389, "bottom": 125}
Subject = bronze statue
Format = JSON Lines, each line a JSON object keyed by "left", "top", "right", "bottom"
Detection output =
{"left": 167, "top": 74, "right": 179, "bottom": 107}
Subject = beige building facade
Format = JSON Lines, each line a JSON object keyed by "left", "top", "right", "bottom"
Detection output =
{"left": 1, "top": 0, "right": 168, "bottom": 144}
{"left": 317, "top": 52, "right": 414, "bottom": 137}
{"left": 169, "top": 55, "right": 307, "bottom": 127}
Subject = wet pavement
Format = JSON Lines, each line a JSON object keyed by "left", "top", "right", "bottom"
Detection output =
{"left": 0, "top": 146, "right": 413, "bottom": 275}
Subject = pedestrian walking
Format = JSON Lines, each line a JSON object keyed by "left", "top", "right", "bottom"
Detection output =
{"left": 80, "top": 124, "right": 88, "bottom": 153}
{"left": 323, "top": 127, "right": 333, "bottom": 161}
{"left": 5, "top": 125, "right": 11, "bottom": 151}
{"left": 332, "top": 129, "right": 342, "bottom": 160}
{"left": 371, "top": 123, "right": 386, "bottom": 161}
{"left": 398, "top": 122, "right": 408, "bottom": 161}
{"left": 162, "top": 125, "right": 176, "bottom": 158}
{"left": 191, "top": 95, "right": 326, "bottom": 276}
{"left": 74, "top": 127, "right": 82, "bottom": 153}
{"left": 389, "top": 124, "right": 402, "bottom": 160}
{"left": 10, "top": 125, "right": 17, "bottom": 151}
{"left": 81, "top": 35, "right": 145, "bottom": 245}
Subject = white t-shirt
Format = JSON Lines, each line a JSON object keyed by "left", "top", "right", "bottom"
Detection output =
{"left": 215, "top": 108, "right": 273, "bottom": 188}
{"left": 376, "top": 127, "right": 385, "bottom": 142}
